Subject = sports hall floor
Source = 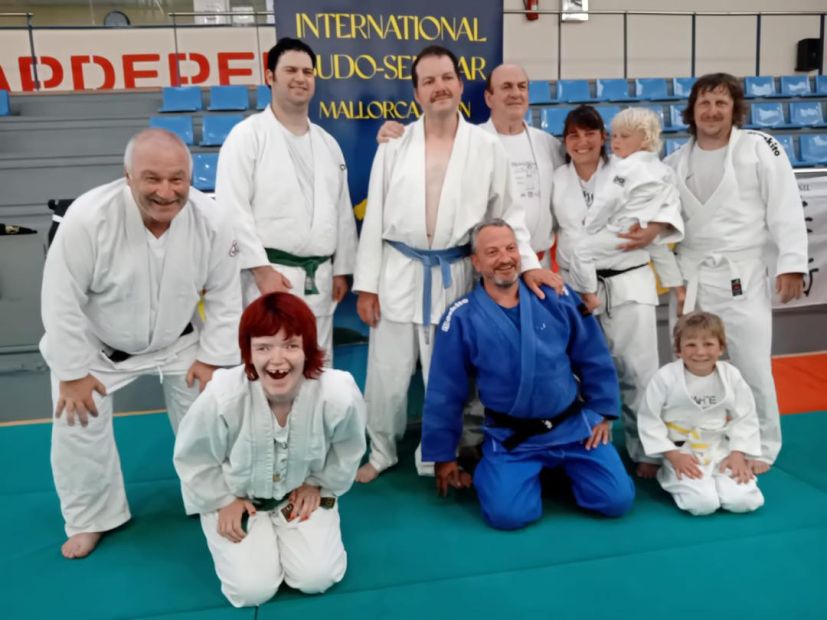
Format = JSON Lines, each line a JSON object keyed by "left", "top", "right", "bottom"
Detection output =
{"left": 2, "top": 349, "right": 826, "bottom": 619}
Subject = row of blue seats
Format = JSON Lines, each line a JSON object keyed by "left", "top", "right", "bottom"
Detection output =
{"left": 660, "top": 134, "right": 827, "bottom": 167}
{"left": 148, "top": 114, "right": 244, "bottom": 147}
{"left": 529, "top": 75, "right": 827, "bottom": 105}
{"left": 160, "top": 85, "right": 269, "bottom": 113}
{"left": 532, "top": 101, "right": 827, "bottom": 137}
{"left": 0, "top": 89, "right": 10, "bottom": 116}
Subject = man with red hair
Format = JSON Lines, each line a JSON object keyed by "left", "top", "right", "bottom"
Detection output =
{"left": 174, "top": 293, "right": 366, "bottom": 608}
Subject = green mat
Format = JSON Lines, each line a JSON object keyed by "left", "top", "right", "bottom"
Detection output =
{"left": 1, "top": 412, "right": 826, "bottom": 619}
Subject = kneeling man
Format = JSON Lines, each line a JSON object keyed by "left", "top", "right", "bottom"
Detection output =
{"left": 421, "top": 219, "right": 635, "bottom": 530}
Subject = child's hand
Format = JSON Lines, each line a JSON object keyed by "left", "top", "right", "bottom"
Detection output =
{"left": 584, "top": 419, "right": 611, "bottom": 450}
{"left": 582, "top": 292, "right": 601, "bottom": 312}
{"left": 720, "top": 451, "right": 754, "bottom": 484}
{"left": 665, "top": 450, "right": 702, "bottom": 480}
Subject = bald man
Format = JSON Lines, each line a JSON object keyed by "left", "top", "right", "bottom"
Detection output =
{"left": 41, "top": 128, "right": 242, "bottom": 559}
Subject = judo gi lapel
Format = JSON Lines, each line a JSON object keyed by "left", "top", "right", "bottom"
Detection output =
{"left": 388, "top": 118, "right": 429, "bottom": 246}
{"left": 262, "top": 108, "right": 306, "bottom": 215}
{"left": 582, "top": 156, "right": 624, "bottom": 230}
{"left": 676, "top": 129, "right": 740, "bottom": 224}
{"left": 471, "top": 280, "right": 536, "bottom": 415}
{"left": 431, "top": 114, "right": 469, "bottom": 248}
{"left": 122, "top": 184, "right": 153, "bottom": 345}
{"left": 305, "top": 124, "right": 337, "bottom": 249}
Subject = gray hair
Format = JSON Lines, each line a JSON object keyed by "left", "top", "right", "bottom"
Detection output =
{"left": 123, "top": 128, "right": 193, "bottom": 175}
{"left": 469, "top": 218, "right": 514, "bottom": 254}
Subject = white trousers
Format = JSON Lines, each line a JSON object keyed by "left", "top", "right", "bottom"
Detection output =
{"left": 670, "top": 270, "right": 780, "bottom": 463}
{"left": 242, "top": 266, "right": 335, "bottom": 362}
{"left": 201, "top": 504, "right": 347, "bottom": 608}
{"left": 364, "top": 319, "right": 435, "bottom": 472}
{"left": 598, "top": 301, "right": 660, "bottom": 464}
{"left": 657, "top": 459, "right": 765, "bottom": 516}
{"left": 50, "top": 345, "right": 199, "bottom": 537}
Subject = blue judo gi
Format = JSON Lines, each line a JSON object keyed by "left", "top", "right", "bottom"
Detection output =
{"left": 421, "top": 281, "right": 635, "bottom": 530}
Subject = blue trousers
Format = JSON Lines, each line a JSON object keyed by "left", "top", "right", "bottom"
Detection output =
{"left": 473, "top": 438, "right": 635, "bottom": 530}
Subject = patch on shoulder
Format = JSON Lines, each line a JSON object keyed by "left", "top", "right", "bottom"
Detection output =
{"left": 441, "top": 298, "right": 469, "bottom": 332}
{"left": 747, "top": 130, "right": 782, "bottom": 157}
{"left": 229, "top": 240, "right": 240, "bottom": 257}
{"left": 612, "top": 175, "right": 626, "bottom": 187}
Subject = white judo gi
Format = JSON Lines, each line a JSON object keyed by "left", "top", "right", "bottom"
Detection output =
{"left": 638, "top": 360, "right": 764, "bottom": 515}
{"left": 41, "top": 178, "right": 242, "bottom": 537}
{"left": 215, "top": 108, "right": 358, "bottom": 355}
{"left": 665, "top": 128, "right": 808, "bottom": 464}
{"left": 552, "top": 157, "right": 683, "bottom": 464}
{"left": 354, "top": 114, "right": 541, "bottom": 473}
{"left": 480, "top": 119, "right": 564, "bottom": 264}
{"left": 174, "top": 366, "right": 366, "bottom": 608}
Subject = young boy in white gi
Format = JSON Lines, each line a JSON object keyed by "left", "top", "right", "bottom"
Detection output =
{"left": 174, "top": 293, "right": 366, "bottom": 607}
{"left": 566, "top": 107, "right": 684, "bottom": 477}
{"left": 637, "top": 311, "right": 764, "bottom": 516}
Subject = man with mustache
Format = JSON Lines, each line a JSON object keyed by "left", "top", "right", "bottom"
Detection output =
{"left": 216, "top": 37, "right": 358, "bottom": 358}
{"left": 41, "top": 128, "right": 242, "bottom": 559}
{"left": 665, "top": 73, "right": 808, "bottom": 474}
{"left": 353, "top": 45, "right": 563, "bottom": 483}
{"left": 421, "top": 219, "right": 634, "bottom": 529}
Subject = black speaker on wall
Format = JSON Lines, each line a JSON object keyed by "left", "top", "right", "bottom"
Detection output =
{"left": 795, "top": 38, "right": 822, "bottom": 72}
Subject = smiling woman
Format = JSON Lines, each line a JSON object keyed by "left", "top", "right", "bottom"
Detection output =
{"left": 173, "top": 292, "right": 367, "bottom": 608}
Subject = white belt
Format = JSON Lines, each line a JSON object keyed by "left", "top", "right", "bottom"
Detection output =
{"left": 678, "top": 247, "right": 765, "bottom": 313}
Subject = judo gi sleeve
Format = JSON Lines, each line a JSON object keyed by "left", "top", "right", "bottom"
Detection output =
{"left": 40, "top": 213, "right": 99, "bottom": 381}
{"left": 560, "top": 289, "right": 620, "bottom": 419}
{"left": 756, "top": 134, "right": 808, "bottom": 276}
{"left": 198, "top": 212, "right": 242, "bottom": 367}
{"left": 352, "top": 144, "right": 389, "bottom": 295}
{"left": 173, "top": 390, "right": 237, "bottom": 515}
{"left": 420, "top": 306, "right": 473, "bottom": 462}
{"left": 725, "top": 366, "right": 762, "bottom": 459}
{"left": 215, "top": 127, "right": 270, "bottom": 270}
{"left": 304, "top": 375, "right": 367, "bottom": 496}
{"left": 636, "top": 369, "right": 678, "bottom": 458}
{"left": 331, "top": 141, "right": 358, "bottom": 278}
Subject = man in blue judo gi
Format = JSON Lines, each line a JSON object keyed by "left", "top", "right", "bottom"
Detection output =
{"left": 421, "top": 218, "right": 635, "bottom": 530}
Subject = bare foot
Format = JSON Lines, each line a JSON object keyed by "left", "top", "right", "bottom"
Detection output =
{"left": 356, "top": 463, "right": 380, "bottom": 483}
{"left": 636, "top": 462, "right": 660, "bottom": 479}
{"left": 748, "top": 459, "right": 771, "bottom": 475}
{"left": 61, "top": 532, "right": 102, "bottom": 559}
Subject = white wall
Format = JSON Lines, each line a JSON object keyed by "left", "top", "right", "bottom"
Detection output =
{"left": 503, "top": 0, "right": 826, "bottom": 79}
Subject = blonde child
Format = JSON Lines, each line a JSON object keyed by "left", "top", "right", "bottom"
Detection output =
{"left": 637, "top": 311, "right": 764, "bottom": 516}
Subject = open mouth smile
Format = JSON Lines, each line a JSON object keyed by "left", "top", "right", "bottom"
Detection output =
{"left": 266, "top": 369, "right": 290, "bottom": 380}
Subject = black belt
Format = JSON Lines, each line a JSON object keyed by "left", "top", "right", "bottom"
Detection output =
{"left": 595, "top": 262, "right": 649, "bottom": 317}
{"left": 104, "top": 323, "right": 194, "bottom": 363}
{"left": 485, "top": 398, "right": 582, "bottom": 451}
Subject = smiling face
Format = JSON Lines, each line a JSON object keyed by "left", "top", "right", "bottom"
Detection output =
{"left": 250, "top": 329, "right": 306, "bottom": 404}
{"left": 564, "top": 125, "right": 606, "bottom": 168}
{"left": 267, "top": 49, "right": 315, "bottom": 110}
{"left": 414, "top": 54, "right": 463, "bottom": 119}
{"left": 485, "top": 64, "right": 529, "bottom": 124}
{"left": 693, "top": 86, "right": 734, "bottom": 142}
{"left": 471, "top": 224, "right": 521, "bottom": 290}
{"left": 678, "top": 329, "right": 724, "bottom": 377}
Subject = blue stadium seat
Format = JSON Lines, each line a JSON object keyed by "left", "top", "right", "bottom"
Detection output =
{"left": 159, "top": 86, "right": 202, "bottom": 112}
{"left": 642, "top": 104, "right": 665, "bottom": 128}
{"left": 208, "top": 85, "right": 249, "bottom": 111}
{"left": 597, "top": 105, "right": 621, "bottom": 128}
{"left": 744, "top": 76, "right": 782, "bottom": 98}
{"left": 665, "top": 104, "right": 688, "bottom": 133}
{"left": 774, "top": 134, "right": 803, "bottom": 167}
{"left": 556, "top": 80, "right": 597, "bottom": 103}
{"left": 200, "top": 114, "right": 243, "bottom": 146}
{"left": 0, "top": 89, "right": 9, "bottom": 116}
{"left": 529, "top": 80, "right": 554, "bottom": 104}
{"left": 780, "top": 75, "right": 815, "bottom": 98}
{"left": 672, "top": 77, "right": 696, "bottom": 99}
{"left": 800, "top": 134, "right": 827, "bottom": 165}
{"left": 192, "top": 153, "right": 219, "bottom": 191}
{"left": 149, "top": 115, "right": 194, "bottom": 145}
{"left": 664, "top": 137, "right": 688, "bottom": 156}
{"left": 790, "top": 101, "right": 827, "bottom": 128}
{"left": 256, "top": 84, "right": 270, "bottom": 110}
{"left": 540, "top": 107, "right": 571, "bottom": 136}
{"left": 747, "top": 102, "right": 794, "bottom": 129}
{"left": 634, "top": 78, "right": 676, "bottom": 101}
{"left": 817, "top": 76, "right": 827, "bottom": 96}
{"left": 595, "top": 79, "right": 635, "bottom": 102}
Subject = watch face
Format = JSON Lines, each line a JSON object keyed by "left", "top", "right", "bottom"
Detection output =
{"left": 104, "top": 10, "right": 131, "bottom": 27}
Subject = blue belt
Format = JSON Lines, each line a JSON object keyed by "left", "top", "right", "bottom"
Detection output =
{"left": 387, "top": 240, "right": 471, "bottom": 326}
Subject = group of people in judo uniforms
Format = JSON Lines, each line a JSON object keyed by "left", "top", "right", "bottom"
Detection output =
{"left": 39, "top": 36, "right": 808, "bottom": 607}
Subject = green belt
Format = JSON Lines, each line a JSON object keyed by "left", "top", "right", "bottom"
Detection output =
{"left": 265, "top": 248, "right": 332, "bottom": 295}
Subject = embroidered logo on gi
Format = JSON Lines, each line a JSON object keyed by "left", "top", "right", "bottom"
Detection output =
{"left": 753, "top": 131, "right": 781, "bottom": 157}
{"left": 731, "top": 278, "right": 743, "bottom": 297}
{"left": 441, "top": 298, "right": 469, "bottom": 332}
{"left": 229, "top": 241, "right": 240, "bottom": 257}
{"left": 612, "top": 176, "right": 626, "bottom": 187}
